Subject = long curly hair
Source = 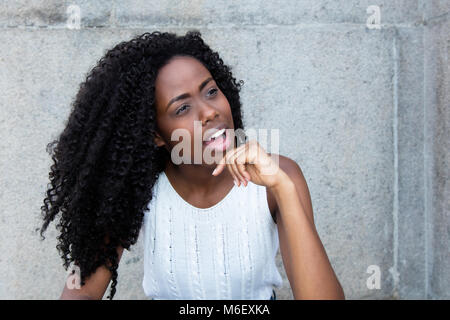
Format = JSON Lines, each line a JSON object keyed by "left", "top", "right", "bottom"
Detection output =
{"left": 38, "top": 30, "right": 245, "bottom": 300}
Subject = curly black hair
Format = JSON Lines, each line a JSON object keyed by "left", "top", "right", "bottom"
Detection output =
{"left": 38, "top": 30, "right": 245, "bottom": 300}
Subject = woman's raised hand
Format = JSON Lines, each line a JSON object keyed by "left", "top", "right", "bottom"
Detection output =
{"left": 212, "top": 140, "right": 288, "bottom": 189}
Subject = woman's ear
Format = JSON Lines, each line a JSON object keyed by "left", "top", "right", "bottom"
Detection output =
{"left": 153, "top": 131, "right": 166, "bottom": 148}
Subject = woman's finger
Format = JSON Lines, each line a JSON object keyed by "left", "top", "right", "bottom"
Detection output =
{"left": 212, "top": 142, "right": 242, "bottom": 176}
{"left": 228, "top": 150, "right": 247, "bottom": 186}
{"left": 226, "top": 149, "right": 244, "bottom": 186}
{"left": 235, "top": 146, "right": 251, "bottom": 180}
{"left": 224, "top": 148, "right": 242, "bottom": 185}
{"left": 212, "top": 143, "right": 247, "bottom": 177}
{"left": 235, "top": 147, "right": 251, "bottom": 182}
{"left": 216, "top": 144, "right": 243, "bottom": 186}
{"left": 212, "top": 147, "right": 235, "bottom": 176}
{"left": 227, "top": 163, "right": 240, "bottom": 186}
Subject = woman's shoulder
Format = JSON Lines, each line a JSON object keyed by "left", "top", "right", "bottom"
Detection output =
{"left": 267, "top": 153, "right": 300, "bottom": 172}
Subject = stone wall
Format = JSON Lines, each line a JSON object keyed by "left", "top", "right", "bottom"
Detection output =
{"left": 0, "top": 0, "right": 448, "bottom": 299}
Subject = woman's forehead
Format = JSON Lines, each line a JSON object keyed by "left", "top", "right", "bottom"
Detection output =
{"left": 156, "top": 56, "right": 211, "bottom": 92}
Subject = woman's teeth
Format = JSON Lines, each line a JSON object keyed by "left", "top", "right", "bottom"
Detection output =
{"left": 208, "top": 128, "right": 226, "bottom": 141}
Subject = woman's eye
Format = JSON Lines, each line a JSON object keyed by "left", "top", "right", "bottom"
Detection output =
{"left": 208, "top": 88, "right": 218, "bottom": 96}
{"left": 176, "top": 104, "right": 189, "bottom": 115}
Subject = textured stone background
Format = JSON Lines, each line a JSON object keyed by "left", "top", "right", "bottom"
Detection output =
{"left": 0, "top": 1, "right": 448, "bottom": 300}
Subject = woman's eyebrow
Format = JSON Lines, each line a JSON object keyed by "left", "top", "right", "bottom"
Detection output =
{"left": 165, "top": 77, "right": 213, "bottom": 111}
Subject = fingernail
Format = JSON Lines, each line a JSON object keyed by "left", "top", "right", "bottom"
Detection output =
{"left": 212, "top": 168, "right": 217, "bottom": 175}
{"left": 234, "top": 180, "right": 238, "bottom": 186}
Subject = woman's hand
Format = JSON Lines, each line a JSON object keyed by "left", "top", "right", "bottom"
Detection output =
{"left": 212, "top": 139, "right": 289, "bottom": 189}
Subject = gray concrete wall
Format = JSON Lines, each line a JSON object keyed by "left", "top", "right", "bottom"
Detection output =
{"left": 423, "top": 0, "right": 450, "bottom": 300}
{"left": 0, "top": 0, "right": 448, "bottom": 299}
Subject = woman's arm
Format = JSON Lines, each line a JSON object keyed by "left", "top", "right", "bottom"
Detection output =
{"left": 270, "top": 158, "right": 345, "bottom": 299}
{"left": 212, "top": 141, "right": 344, "bottom": 299}
{"left": 60, "top": 243, "right": 124, "bottom": 300}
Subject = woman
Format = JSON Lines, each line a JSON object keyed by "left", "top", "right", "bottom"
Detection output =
{"left": 39, "top": 30, "right": 344, "bottom": 300}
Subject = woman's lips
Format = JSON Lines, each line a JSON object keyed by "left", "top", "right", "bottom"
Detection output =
{"left": 204, "top": 128, "right": 226, "bottom": 146}
{"left": 203, "top": 128, "right": 231, "bottom": 152}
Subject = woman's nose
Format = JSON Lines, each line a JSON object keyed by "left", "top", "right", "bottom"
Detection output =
{"left": 199, "top": 101, "right": 218, "bottom": 124}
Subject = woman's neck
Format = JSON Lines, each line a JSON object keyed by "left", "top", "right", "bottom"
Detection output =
{"left": 164, "top": 161, "right": 231, "bottom": 196}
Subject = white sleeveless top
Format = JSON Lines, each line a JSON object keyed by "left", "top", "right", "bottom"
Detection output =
{"left": 141, "top": 170, "right": 283, "bottom": 300}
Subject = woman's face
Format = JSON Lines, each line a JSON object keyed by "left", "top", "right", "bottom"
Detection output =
{"left": 153, "top": 55, "right": 235, "bottom": 165}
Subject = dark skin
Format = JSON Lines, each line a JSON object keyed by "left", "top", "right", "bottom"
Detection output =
{"left": 153, "top": 55, "right": 278, "bottom": 221}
